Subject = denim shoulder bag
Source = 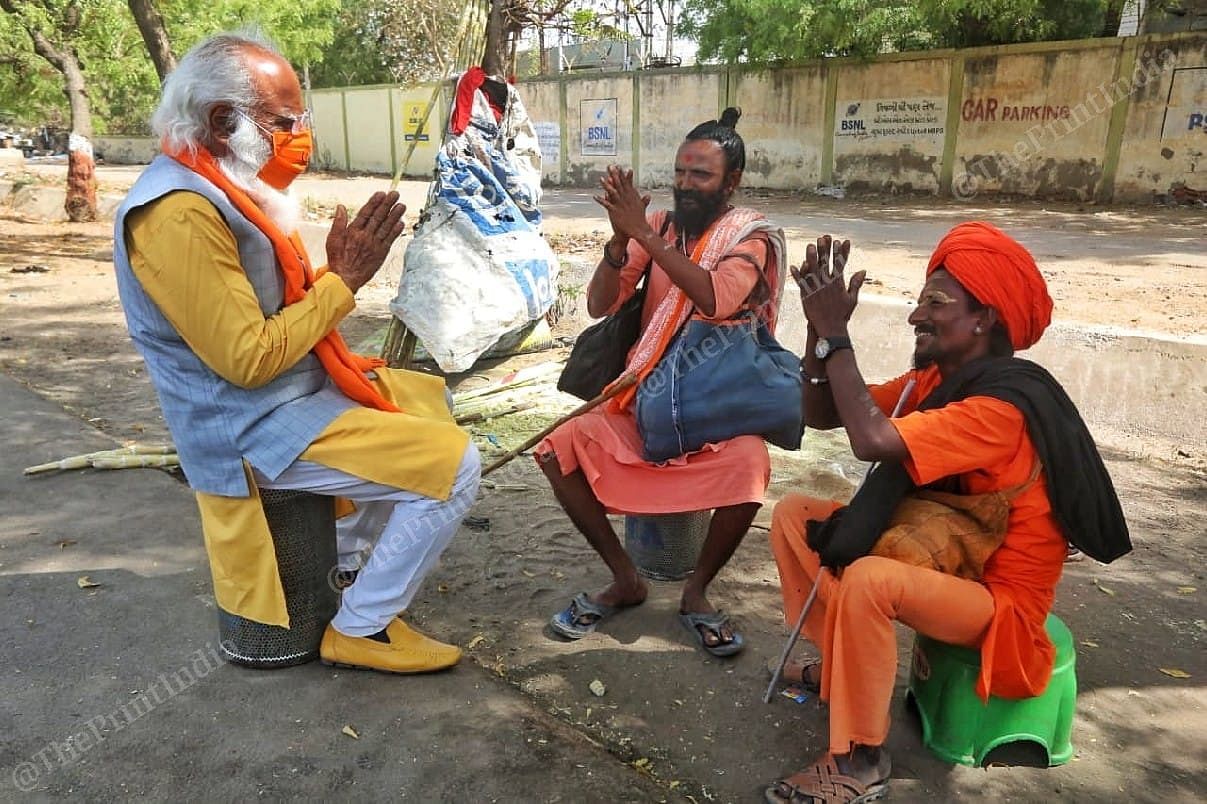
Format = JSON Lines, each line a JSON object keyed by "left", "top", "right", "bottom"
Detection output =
{"left": 635, "top": 308, "right": 804, "bottom": 463}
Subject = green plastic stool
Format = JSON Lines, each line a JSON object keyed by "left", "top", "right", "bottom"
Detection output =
{"left": 906, "top": 614, "right": 1076, "bottom": 767}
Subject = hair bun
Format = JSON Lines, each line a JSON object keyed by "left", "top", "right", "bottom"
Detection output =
{"left": 719, "top": 107, "right": 741, "bottom": 129}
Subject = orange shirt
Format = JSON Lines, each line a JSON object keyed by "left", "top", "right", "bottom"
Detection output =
{"left": 870, "top": 367, "right": 1067, "bottom": 700}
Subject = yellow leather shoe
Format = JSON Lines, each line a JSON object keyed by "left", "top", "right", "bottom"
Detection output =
{"left": 319, "top": 619, "right": 461, "bottom": 674}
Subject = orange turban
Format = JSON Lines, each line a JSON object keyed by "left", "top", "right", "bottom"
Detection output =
{"left": 926, "top": 221, "right": 1053, "bottom": 351}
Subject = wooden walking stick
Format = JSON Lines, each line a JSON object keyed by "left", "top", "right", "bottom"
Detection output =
{"left": 763, "top": 378, "right": 917, "bottom": 704}
{"left": 481, "top": 374, "right": 639, "bottom": 476}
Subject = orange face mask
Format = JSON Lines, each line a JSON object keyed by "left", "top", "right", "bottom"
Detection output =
{"left": 258, "top": 128, "right": 313, "bottom": 190}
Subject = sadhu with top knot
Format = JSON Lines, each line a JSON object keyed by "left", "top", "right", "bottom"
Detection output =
{"left": 540, "top": 107, "right": 793, "bottom": 657}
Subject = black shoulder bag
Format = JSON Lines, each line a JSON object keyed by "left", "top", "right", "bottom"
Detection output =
{"left": 556, "top": 215, "right": 671, "bottom": 401}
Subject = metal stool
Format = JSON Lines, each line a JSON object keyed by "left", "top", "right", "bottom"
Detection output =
{"left": 623, "top": 511, "right": 710, "bottom": 581}
{"left": 217, "top": 489, "right": 338, "bottom": 668}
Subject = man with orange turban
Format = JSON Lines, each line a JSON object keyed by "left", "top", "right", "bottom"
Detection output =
{"left": 762, "top": 222, "right": 1129, "bottom": 803}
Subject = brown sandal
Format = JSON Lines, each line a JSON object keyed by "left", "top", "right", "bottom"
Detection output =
{"left": 763, "top": 755, "right": 889, "bottom": 804}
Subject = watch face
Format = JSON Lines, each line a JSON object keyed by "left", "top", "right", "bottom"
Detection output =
{"left": 814, "top": 339, "right": 829, "bottom": 360}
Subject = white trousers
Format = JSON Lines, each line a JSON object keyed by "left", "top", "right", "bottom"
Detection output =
{"left": 254, "top": 442, "right": 481, "bottom": 637}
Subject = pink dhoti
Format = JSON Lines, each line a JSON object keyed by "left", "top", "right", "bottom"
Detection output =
{"left": 535, "top": 408, "right": 770, "bottom": 515}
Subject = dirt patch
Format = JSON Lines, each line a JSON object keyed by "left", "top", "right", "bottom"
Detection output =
{"left": 1, "top": 184, "right": 1205, "bottom": 801}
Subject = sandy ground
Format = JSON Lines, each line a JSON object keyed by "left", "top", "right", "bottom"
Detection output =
{"left": 1, "top": 167, "right": 1205, "bottom": 801}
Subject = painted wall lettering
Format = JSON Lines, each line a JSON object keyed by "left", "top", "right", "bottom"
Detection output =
{"left": 834, "top": 97, "right": 947, "bottom": 143}
{"left": 962, "top": 97, "right": 1072, "bottom": 123}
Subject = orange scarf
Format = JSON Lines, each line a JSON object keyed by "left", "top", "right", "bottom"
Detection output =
{"left": 607, "top": 207, "right": 775, "bottom": 412}
{"left": 606, "top": 227, "right": 716, "bottom": 411}
{"left": 169, "top": 146, "right": 399, "bottom": 413}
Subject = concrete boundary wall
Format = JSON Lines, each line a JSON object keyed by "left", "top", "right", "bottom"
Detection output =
{"left": 98, "top": 33, "right": 1204, "bottom": 200}
{"left": 517, "top": 32, "right": 1206, "bottom": 202}
{"left": 305, "top": 83, "right": 449, "bottom": 178}
{"left": 94, "top": 137, "right": 158, "bottom": 165}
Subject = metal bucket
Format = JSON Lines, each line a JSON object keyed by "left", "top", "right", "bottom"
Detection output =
{"left": 217, "top": 489, "right": 338, "bottom": 668}
{"left": 623, "top": 511, "right": 710, "bottom": 581}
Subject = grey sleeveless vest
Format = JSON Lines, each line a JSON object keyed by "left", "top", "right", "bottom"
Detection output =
{"left": 113, "top": 155, "right": 356, "bottom": 496}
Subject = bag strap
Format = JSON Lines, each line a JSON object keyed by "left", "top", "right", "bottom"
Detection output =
{"left": 636, "top": 211, "right": 674, "bottom": 288}
{"left": 1001, "top": 459, "right": 1043, "bottom": 502}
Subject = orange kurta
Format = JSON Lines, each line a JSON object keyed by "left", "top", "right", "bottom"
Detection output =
{"left": 870, "top": 366, "right": 1067, "bottom": 700}
{"left": 536, "top": 225, "right": 774, "bottom": 514}
{"left": 770, "top": 366, "right": 1066, "bottom": 754}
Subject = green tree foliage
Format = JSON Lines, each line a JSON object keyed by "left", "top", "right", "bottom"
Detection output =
{"left": 679, "top": 0, "right": 1115, "bottom": 64}
{"left": 309, "top": 0, "right": 466, "bottom": 88}
{"left": 0, "top": 0, "right": 339, "bottom": 134}
{"left": 0, "top": 12, "right": 65, "bottom": 127}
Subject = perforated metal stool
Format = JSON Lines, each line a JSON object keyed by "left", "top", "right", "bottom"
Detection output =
{"left": 623, "top": 511, "right": 710, "bottom": 581}
{"left": 217, "top": 489, "right": 338, "bottom": 668}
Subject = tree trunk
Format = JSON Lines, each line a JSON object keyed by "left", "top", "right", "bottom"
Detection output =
{"left": 1, "top": 1, "right": 98, "bottom": 221}
{"left": 66, "top": 136, "right": 97, "bottom": 223}
{"left": 127, "top": 0, "right": 176, "bottom": 80}
{"left": 538, "top": 22, "right": 546, "bottom": 75}
{"left": 482, "top": 0, "right": 508, "bottom": 75}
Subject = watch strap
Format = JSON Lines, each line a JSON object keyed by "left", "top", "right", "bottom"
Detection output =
{"left": 819, "top": 335, "right": 853, "bottom": 361}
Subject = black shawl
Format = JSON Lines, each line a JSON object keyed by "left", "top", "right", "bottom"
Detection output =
{"left": 807, "top": 357, "right": 1131, "bottom": 568}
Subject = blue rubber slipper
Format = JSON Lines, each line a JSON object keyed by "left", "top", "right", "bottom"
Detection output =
{"left": 549, "top": 592, "right": 618, "bottom": 640}
{"left": 679, "top": 610, "right": 745, "bottom": 657}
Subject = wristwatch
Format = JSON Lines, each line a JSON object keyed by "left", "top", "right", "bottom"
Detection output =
{"left": 814, "top": 335, "right": 853, "bottom": 361}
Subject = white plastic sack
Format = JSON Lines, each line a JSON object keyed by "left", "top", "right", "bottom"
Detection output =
{"left": 390, "top": 79, "right": 557, "bottom": 373}
{"left": 391, "top": 187, "right": 557, "bottom": 372}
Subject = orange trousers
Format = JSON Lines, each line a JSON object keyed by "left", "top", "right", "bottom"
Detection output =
{"left": 769, "top": 494, "right": 997, "bottom": 755}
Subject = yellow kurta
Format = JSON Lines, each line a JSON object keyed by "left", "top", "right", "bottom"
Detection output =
{"left": 125, "top": 191, "right": 469, "bottom": 626}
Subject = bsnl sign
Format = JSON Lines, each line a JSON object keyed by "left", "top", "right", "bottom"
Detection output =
{"left": 580, "top": 98, "right": 618, "bottom": 156}
{"left": 586, "top": 125, "right": 613, "bottom": 141}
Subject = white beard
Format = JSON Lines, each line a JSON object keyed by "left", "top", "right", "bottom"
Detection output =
{"left": 217, "top": 115, "right": 301, "bottom": 234}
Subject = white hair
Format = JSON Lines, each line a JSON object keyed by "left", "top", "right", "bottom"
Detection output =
{"left": 151, "top": 30, "right": 281, "bottom": 155}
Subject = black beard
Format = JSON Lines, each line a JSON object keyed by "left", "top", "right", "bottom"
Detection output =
{"left": 673, "top": 188, "right": 729, "bottom": 237}
{"left": 912, "top": 351, "right": 937, "bottom": 370}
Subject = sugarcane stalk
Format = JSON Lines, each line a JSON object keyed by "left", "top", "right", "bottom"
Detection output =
{"left": 132, "top": 444, "right": 174, "bottom": 455}
{"left": 91, "top": 454, "right": 181, "bottom": 470}
{"left": 455, "top": 401, "right": 537, "bottom": 425}
{"left": 24, "top": 446, "right": 136, "bottom": 475}
{"left": 23, "top": 443, "right": 176, "bottom": 475}
{"left": 451, "top": 362, "right": 563, "bottom": 404}
{"left": 452, "top": 387, "right": 548, "bottom": 416}
{"left": 481, "top": 374, "right": 637, "bottom": 476}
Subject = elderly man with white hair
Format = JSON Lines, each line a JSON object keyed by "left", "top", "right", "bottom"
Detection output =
{"left": 113, "top": 32, "right": 480, "bottom": 675}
